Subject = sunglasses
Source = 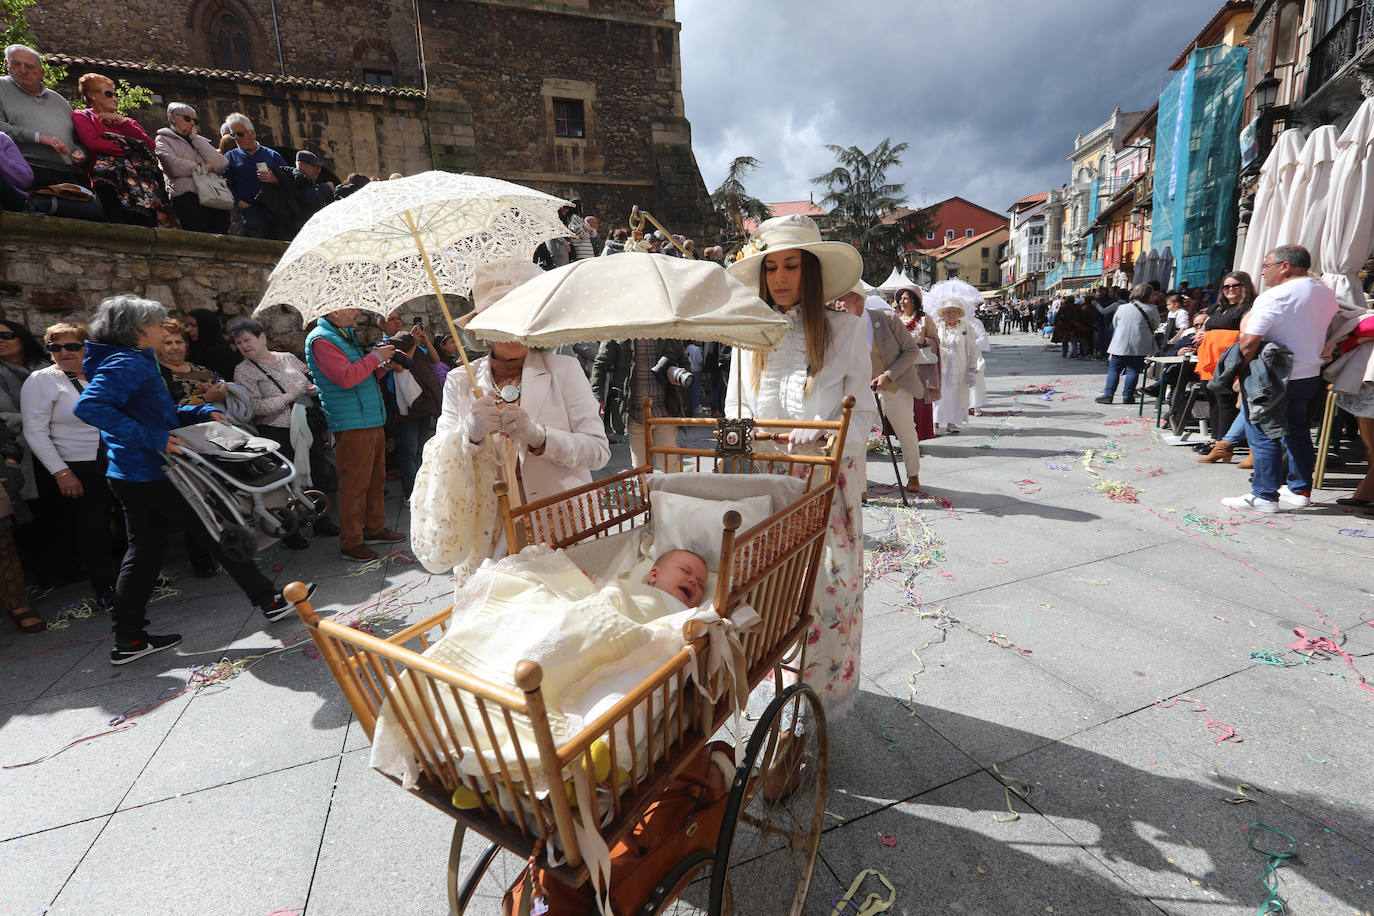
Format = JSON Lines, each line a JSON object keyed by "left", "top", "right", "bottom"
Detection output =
{"left": 48, "top": 342, "right": 84, "bottom": 352}
{"left": 0, "top": 331, "right": 18, "bottom": 340}
{"left": 181, "top": 115, "right": 199, "bottom": 124}
{"left": 90, "top": 89, "right": 116, "bottom": 99}
{"left": 1220, "top": 283, "right": 1242, "bottom": 289}
{"left": 231, "top": 131, "right": 247, "bottom": 137}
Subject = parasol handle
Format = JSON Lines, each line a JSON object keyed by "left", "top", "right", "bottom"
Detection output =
{"left": 403, "top": 209, "right": 481, "bottom": 394}
{"left": 629, "top": 206, "right": 694, "bottom": 259}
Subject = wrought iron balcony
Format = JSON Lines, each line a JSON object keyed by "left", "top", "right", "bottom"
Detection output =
{"left": 1045, "top": 258, "right": 1105, "bottom": 288}
{"left": 1308, "top": 4, "right": 1374, "bottom": 100}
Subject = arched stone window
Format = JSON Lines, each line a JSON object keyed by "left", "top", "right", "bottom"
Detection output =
{"left": 212, "top": 11, "right": 255, "bottom": 71}
{"left": 188, "top": 0, "right": 264, "bottom": 73}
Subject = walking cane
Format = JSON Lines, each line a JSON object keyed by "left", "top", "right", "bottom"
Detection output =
{"left": 870, "top": 385, "right": 909, "bottom": 508}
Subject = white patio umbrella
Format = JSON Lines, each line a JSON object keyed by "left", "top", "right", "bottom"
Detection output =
{"left": 1319, "top": 97, "right": 1374, "bottom": 309}
{"left": 1277, "top": 125, "right": 1339, "bottom": 273}
{"left": 878, "top": 267, "right": 917, "bottom": 291}
{"left": 255, "top": 171, "right": 572, "bottom": 388}
{"left": 465, "top": 252, "right": 788, "bottom": 351}
{"left": 1239, "top": 128, "right": 1305, "bottom": 286}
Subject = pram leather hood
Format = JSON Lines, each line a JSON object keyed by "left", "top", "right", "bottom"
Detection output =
{"left": 75, "top": 342, "right": 219, "bottom": 482}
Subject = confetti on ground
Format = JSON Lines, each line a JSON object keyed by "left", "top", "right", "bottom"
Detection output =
{"left": 878, "top": 834, "right": 898, "bottom": 847}
{"left": 1153, "top": 695, "right": 1243, "bottom": 745}
{"left": 1337, "top": 528, "right": 1374, "bottom": 538}
{"left": 1014, "top": 478, "right": 1041, "bottom": 494}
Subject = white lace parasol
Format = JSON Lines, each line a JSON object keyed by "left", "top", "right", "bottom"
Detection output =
{"left": 255, "top": 171, "right": 571, "bottom": 324}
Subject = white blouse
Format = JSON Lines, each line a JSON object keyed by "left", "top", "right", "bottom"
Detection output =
{"left": 726, "top": 308, "right": 876, "bottom": 456}
{"left": 20, "top": 364, "right": 101, "bottom": 472}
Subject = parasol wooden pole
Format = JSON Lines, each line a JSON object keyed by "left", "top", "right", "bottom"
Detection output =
{"left": 629, "top": 206, "right": 694, "bottom": 258}
{"left": 403, "top": 208, "right": 480, "bottom": 392}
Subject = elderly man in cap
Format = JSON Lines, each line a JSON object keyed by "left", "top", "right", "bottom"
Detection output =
{"left": 837, "top": 283, "right": 924, "bottom": 492}
{"left": 0, "top": 44, "right": 104, "bottom": 219}
{"left": 293, "top": 149, "right": 335, "bottom": 223}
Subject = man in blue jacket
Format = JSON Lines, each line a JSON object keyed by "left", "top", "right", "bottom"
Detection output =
{"left": 75, "top": 295, "right": 298, "bottom": 665}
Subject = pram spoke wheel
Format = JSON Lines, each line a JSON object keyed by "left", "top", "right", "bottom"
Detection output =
{"left": 639, "top": 850, "right": 721, "bottom": 915}
{"left": 710, "top": 684, "right": 827, "bottom": 915}
{"left": 220, "top": 524, "right": 256, "bottom": 564}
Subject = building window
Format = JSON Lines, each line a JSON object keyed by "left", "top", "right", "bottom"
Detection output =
{"left": 981, "top": 247, "right": 990, "bottom": 257}
{"left": 363, "top": 69, "right": 394, "bottom": 86}
{"left": 212, "top": 11, "right": 255, "bottom": 70}
{"left": 553, "top": 99, "right": 586, "bottom": 139}
{"left": 945, "top": 229, "right": 955, "bottom": 240}
{"left": 981, "top": 268, "right": 989, "bottom": 284}
{"left": 925, "top": 231, "right": 934, "bottom": 240}
{"left": 966, "top": 229, "right": 974, "bottom": 237}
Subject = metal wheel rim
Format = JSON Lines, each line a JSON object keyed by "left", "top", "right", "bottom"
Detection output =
{"left": 710, "top": 683, "right": 828, "bottom": 915}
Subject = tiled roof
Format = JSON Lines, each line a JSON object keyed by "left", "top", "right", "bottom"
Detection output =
{"left": 1169, "top": 0, "right": 1253, "bottom": 71}
{"left": 42, "top": 54, "right": 425, "bottom": 97}
{"left": 1009, "top": 192, "right": 1049, "bottom": 210}
{"left": 925, "top": 225, "right": 1007, "bottom": 258}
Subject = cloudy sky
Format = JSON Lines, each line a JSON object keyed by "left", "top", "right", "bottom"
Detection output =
{"left": 678, "top": 0, "right": 1221, "bottom": 215}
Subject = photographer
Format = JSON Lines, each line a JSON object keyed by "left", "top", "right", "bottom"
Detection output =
{"left": 590, "top": 338, "right": 690, "bottom": 471}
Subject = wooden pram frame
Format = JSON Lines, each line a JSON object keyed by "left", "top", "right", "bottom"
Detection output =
{"left": 287, "top": 398, "right": 853, "bottom": 914}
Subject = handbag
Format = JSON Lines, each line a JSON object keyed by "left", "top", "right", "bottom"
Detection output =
{"left": 192, "top": 167, "right": 234, "bottom": 210}
{"left": 914, "top": 345, "right": 938, "bottom": 365}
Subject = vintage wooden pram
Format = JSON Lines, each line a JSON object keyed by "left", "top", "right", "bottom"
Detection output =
{"left": 285, "top": 398, "right": 854, "bottom": 915}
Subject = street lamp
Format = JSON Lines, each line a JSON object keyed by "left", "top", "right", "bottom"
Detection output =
{"left": 1254, "top": 71, "right": 1281, "bottom": 113}
{"left": 1251, "top": 71, "right": 1289, "bottom": 170}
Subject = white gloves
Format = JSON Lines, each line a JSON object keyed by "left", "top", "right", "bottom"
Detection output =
{"left": 786, "top": 425, "right": 824, "bottom": 451}
{"left": 966, "top": 371, "right": 978, "bottom": 387}
{"left": 468, "top": 396, "right": 503, "bottom": 442}
{"left": 500, "top": 405, "right": 547, "bottom": 448}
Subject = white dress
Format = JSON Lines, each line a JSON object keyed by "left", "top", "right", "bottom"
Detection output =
{"left": 726, "top": 308, "right": 875, "bottom": 718}
{"left": 933, "top": 318, "right": 981, "bottom": 425}
{"left": 967, "top": 316, "right": 991, "bottom": 410}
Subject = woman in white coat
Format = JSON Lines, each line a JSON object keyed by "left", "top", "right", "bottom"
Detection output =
{"left": 725, "top": 214, "right": 875, "bottom": 718}
{"left": 413, "top": 259, "right": 610, "bottom": 580}
{"left": 966, "top": 311, "right": 991, "bottom": 415}
{"left": 153, "top": 102, "right": 229, "bottom": 234}
{"left": 927, "top": 280, "right": 983, "bottom": 434}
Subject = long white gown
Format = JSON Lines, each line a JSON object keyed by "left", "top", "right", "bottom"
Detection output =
{"left": 967, "top": 316, "right": 991, "bottom": 410}
{"left": 933, "top": 317, "right": 981, "bottom": 426}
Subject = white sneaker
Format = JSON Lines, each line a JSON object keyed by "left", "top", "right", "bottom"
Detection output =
{"left": 1221, "top": 494, "right": 1280, "bottom": 514}
{"left": 1277, "top": 486, "right": 1311, "bottom": 508}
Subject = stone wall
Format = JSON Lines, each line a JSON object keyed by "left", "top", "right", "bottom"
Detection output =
{"left": 0, "top": 212, "right": 311, "bottom": 345}
{"left": 30, "top": 0, "right": 423, "bottom": 87}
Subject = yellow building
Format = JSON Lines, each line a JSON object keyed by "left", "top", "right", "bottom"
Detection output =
{"left": 919, "top": 227, "right": 1010, "bottom": 291}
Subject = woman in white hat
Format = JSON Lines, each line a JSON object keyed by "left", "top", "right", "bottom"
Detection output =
{"left": 926, "top": 280, "right": 983, "bottom": 434}
{"left": 410, "top": 259, "right": 611, "bottom": 580}
{"left": 437, "top": 259, "right": 610, "bottom": 504}
{"left": 725, "top": 214, "right": 876, "bottom": 717}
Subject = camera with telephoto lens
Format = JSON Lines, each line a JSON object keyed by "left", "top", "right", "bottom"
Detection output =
{"left": 651, "top": 355, "right": 693, "bottom": 388}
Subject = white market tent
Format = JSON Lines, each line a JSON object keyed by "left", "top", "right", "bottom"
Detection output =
{"left": 878, "top": 267, "right": 917, "bottom": 291}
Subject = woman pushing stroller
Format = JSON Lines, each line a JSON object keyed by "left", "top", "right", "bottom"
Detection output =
{"left": 75, "top": 295, "right": 296, "bottom": 666}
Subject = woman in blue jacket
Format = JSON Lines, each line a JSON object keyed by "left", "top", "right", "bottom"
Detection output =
{"left": 74, "top": 295, "right": 295, "bottom": 666}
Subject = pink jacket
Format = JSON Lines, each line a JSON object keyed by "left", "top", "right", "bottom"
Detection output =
{"left": 154, "top": 126, "right": 229, "bottom": 198}
{"left": 71, "top": 109, "right": 153, "bottom": 158}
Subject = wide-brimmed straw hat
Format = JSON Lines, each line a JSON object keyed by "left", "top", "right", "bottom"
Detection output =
{"left": 727, "top": 214, "right": 864, "bottom": 302}
{"left": 459, "top": 259, "right": 545, "bottom": 327}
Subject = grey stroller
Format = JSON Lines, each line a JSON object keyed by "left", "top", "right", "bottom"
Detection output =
{"left": 162, "top": 421, "right": 329, "bottom": 563}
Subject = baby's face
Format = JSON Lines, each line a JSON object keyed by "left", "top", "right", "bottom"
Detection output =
{"left": 647, "top": 551, "right": 708, "bottom": 608}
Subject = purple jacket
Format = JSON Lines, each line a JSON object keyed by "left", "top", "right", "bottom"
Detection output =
{"left": 0, "top": 132, "right": 33, "bottom": 193}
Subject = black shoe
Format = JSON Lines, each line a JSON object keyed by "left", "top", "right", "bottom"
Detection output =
{"left": 1193, "top": 441, "right": 1216, "bottom": 454}
{"left": 110, "top": 632, "right": 182, "bottom": 666}
{"left": 1122, "top": 397, "right": 1137, "bottom": 405}
{"left": 283, "top": 533, "right": 310, "bottom": 550}
{"left": 262, "top": 582, "right": 315, "bottom": 622}
{"left": 1143, "top": 384, "right": 1160, "bottom": 396}
{"left": 1094, "top": 395, "right": 1114, "bottom": 404}
{"left": 311, "top": 517, "right": 340, "bottom": 537}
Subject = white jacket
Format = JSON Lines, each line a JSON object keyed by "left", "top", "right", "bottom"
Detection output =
{"left": 437, "top": 350, "right": 610, "bottom": 504}
{"left": 154, "top": 127, "right": 229, "bottom": 199}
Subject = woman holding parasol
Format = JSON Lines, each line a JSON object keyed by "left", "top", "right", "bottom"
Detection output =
{"left": 724, "top": 214, "right": 876, "bottom": 717}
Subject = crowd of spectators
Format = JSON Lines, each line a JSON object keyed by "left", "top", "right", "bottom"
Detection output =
{"left": 0, "top": 44, "right": 399, "bottom": 239}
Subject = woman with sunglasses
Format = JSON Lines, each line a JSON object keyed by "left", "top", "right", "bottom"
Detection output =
{"left": 70, "top": 73, "right": 163, "bottom": 226}
{"left": 1195, "top": 271, "right": 1257, "bottom": 463}
{"left": 154, "top": 102, "right": 229, "bottom": 234}
{"left": 19, "top": 322, "right": 117, "bottom": 611}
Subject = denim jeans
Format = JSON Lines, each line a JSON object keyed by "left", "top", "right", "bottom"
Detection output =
{"left": 1243, "top": 374, "right": 1322, "bottom": 500}
{"left": 1102, "top": 355, "right": 1146, "bottom": 400}
{"left": 393, "top": 416, "right": 433, "bottom": 498}
{"left": 1222, "top": 412, "right": 1248, "bottom": 446}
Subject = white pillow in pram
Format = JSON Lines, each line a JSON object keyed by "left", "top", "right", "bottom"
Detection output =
{"left": 644, "top": 470, "right": 805, "bottom": 515}
{"left": 563, "top": 528, "right": 651, "bottom": 585}
{"left": 172, "top": 421, "right": 280, "bottom": 455}
{"left": 648, "top": 490, "right": 771, "bottom": 571}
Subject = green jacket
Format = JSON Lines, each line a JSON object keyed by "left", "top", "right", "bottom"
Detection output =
{"left": 589, "top": 338, "right": 688, "bottom": 435}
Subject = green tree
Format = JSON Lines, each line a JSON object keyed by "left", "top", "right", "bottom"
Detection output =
{"left": 2, "top": 0, "right": 67, "bottom": 87}
{"left": 811, "top": 138, "right": 923, "bottom": 284}
{"left": 710, "top": 156, "right": 772, "bottom": 253}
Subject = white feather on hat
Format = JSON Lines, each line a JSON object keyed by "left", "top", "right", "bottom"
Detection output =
{"left": 924, "top": 279, "right": 981, "bottom": 318}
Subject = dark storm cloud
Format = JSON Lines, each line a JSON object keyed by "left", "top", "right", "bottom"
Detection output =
{"left": 678, "top": 0, "right": 1216, "bottom": 213}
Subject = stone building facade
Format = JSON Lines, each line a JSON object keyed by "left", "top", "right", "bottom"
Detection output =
{"left": 25, "top": 0, "right": 715, "bottom": 238}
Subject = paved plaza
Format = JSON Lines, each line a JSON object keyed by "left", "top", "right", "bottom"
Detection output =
{"left": 3, "top": 332, "right": 1372, "bottom": 916}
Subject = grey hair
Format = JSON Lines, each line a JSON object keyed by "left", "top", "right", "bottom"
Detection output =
{"left": 226, "top": 317, "right": 264, "bottom": 339}
{"left": 1269, "top": 244, "right": 1311, "bottom": 272}
{"left": 88, "top": 295, "right": 168, "bottom": 347}
{"left": 3, "top": 44, "right": 40, "bottom": 66}
{"left": 222, "top": 112, "right": 253, "bottom": 135}
{"left": 1129, "top": 282, "right": 1154, "bottom": 302}
{"left": 166, "top": 101, "right": 196, "bottom": 124}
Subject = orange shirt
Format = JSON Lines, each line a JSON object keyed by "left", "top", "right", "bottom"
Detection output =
{"left": 1195, "top": 329, "right": 1240, "bottom": 380}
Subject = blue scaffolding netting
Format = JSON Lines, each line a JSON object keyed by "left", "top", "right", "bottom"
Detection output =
{"left": 1151, "top": 44, "right": 1250, "bottom": 289}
